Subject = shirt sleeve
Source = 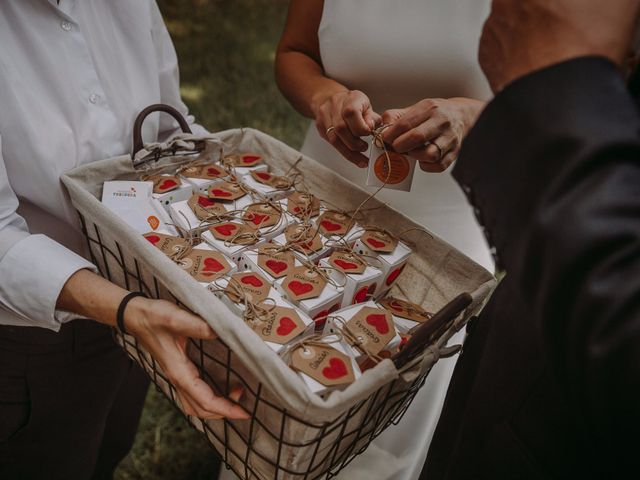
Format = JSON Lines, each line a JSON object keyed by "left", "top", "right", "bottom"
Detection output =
{"left": 149, "top": 0, "right": 209, "bottom": 139}
{"left": 0, "top": 134, "right": 96, "bottom": 331}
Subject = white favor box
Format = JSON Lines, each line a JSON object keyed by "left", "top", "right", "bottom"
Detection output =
{"left": 180, "top": 174, "right": 227, "bottom": 195}
{"left": 295, "top": 335, "right": 362, "bottom": 398}
{"left": 323, "top": 301, "right": 403, "bottom": 360}
{"left": 151, "top": 177, "right": 194, "bottom": 212}
{"left": 201, "top": 229, "right": 265, "bottom": 264}
{"left": 236, "top": 249, "right": 286, "bottom": 286}
{"left": 352, "top": 239, "right": 412, "bottom": 297}
{"left": 319, "top": 258, "right": 383, "bottom": 308}
{"left": 283, "top": 199, "right": 327, "bottom": 223}
{"left": 230, "top": 163, "right": 269, "bottom": 177}
{"left": 168, "top": 200, "right": 207, "bottom": 233}
{"left": 241, "top": 173, "right": 294, "bottom": 202}
{"left": 102, "top": 181, "right": 176, "bottom": 235}
{"left": 258, "top": 294, "right": 315, "bottom": 354}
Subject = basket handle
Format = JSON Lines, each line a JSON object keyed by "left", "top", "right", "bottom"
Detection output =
{"left": 392, "top": 292, "right": 473, "bottom": 369}
{"left": 132, "top": 104, "right": 193, "bottom": 157}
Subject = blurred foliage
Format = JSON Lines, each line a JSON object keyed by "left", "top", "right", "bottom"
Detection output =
{"left": 115, "top": 1, "right": 306, "bottom": 479}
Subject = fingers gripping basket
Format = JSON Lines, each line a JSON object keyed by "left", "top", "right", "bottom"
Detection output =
{"left": 61, "top": 111, "right": 495, "bottom": 480}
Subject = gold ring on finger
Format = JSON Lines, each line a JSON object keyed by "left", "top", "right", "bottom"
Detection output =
{"left": 326, "top": 126, "right": 336, "bottom": 136}
{"left": 424, "top": 140, "right": 443, "bottom": 161}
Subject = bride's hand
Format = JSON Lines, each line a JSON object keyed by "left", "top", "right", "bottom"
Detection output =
{"left": 381, "top": 98, "right": 484, "bottom": 172}
{"left": 312, "top": 90, "right": 382, "bottom": 168}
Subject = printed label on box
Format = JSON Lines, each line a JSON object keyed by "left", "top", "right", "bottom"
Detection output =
{"left": 345, "top": 306, "right": 395, "bottom": 356}
{"left": 291, "top": 344, "right": 355, "bottom": 387}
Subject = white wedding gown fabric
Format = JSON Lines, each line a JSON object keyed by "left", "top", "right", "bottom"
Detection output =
{"left": 221, "top": 2, "right": 492, "bottom": 479}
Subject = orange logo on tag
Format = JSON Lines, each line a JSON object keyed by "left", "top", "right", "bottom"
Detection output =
{"left": 147, "top": 215, "right": 160, "bottom": 230}
{"left": 374, "top": 152, "right": 410, "bottom": 185}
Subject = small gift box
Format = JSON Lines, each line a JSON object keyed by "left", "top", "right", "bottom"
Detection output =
{"left": 324, "top": 301, "right": 403, "bottom": 365}
{"left": 283, "top": 192, "right": 325, "bottom": 222}
{"left": 102, "top": 181, "right": 176, "bottom": 235}
{"left": 148, "top": 174, "right": 194, "bottom": 212}
{"left": 353, "top": 229, "right": 412, "bottom": 296}
{"left": 288, "top": 335, "right": 362, "bottom": 397}
{"left": 209, "top": 271, "right": 277, "bottom": 317}
{"left": 314, "top": 210, "right": 363, "bottom": 243}
{"left": 366, "top": 135, "right": 417, "bottom": 192}
{"left": 378, "top": 296, "right": 434, "bottom": 333}
{"left": 279, "top": 263, "right": 344, "bottom": 330}
{"left": 201, "top": 221, "right": 265, "bottom": 264}
{"left": 180, "top": 163, "right": 230, "bottom": 194}
{"left": 319, "top": 250, "right": 383, "bottom": 308}
{"left": 241, "top": 171, "right": 294, "bottom": 202}
{"left": 236, "top": 241, "right": 296, "bottom": 286}
{"left": 272, "top": 223, "right": 332, "bottom": 264}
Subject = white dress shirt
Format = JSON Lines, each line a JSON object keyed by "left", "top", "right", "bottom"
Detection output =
{"left": 0, "top": 0, "right": 205, "bottom": 330}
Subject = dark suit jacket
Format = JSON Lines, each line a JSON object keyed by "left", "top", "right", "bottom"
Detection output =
{"left": 421, "top": 57, "right": 640, "bottom": 479}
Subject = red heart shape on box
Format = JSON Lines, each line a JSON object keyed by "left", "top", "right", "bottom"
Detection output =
{"left": 289, "top": 281, "right": 313, "bottom": 296}
{"left": 202, "top": 258, "right": 224, "bottom": 273}
{"left": 322, "top": 358, "right": 348, "bottom": 380}
{"left": 320, "top": 220, "right": 341, "bottom": 232}
{"left": 197, "top": 196, "right": 216, "bottom": 207}
{"left": 207, "top": 167, "right": 222, "bottom": 176}
{"left": 385, "top": 264, "right": 405, "bottom": 286}
{"left": 248, "top": 213, "right": 268, "bottom": 226}
{"left": 353, "top": 286, "right": 368, "bottom": 304}
{"left": 158, "top": 179, "right": 178, "bottom": 190}
{"left": 255, "top": 172, "right": 271, "bottom": 181}
{"left": 276, "top": 317, "right": 296, "bottom": 336}
{"left": 241, "top": 275, "right": 263, "bottom": 287}
{"left": 266, "top": 260, "right": 288, "bottom": 274}
{"left": 334, "top": 259, "right": 358, "bottom": 271}
{"left": 366, "top": 238, "right": 386, "bottom": 249}
{"left": 243, "top": 155, "right": 261, "bottom": 164}
{"left": 214, "top": 224, "right": 237, "bottom": 236}
{"left": 145, "top": 235, "right": 160, "bottom": 245}
{"left": 366, "top": 313, "right": 389, "bottom": 335}
{"left": 211, "top": 189, "right": 232, "bottom": 198}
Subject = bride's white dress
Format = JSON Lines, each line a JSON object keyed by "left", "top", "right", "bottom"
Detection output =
{"left": 221, "top": 1, "right": 492, "bottom": 479}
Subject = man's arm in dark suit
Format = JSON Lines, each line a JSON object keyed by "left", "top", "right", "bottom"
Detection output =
{"left": 454, "top": 56, "right": 640, "bottom": 455}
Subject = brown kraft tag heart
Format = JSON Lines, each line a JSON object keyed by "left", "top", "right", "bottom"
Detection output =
{"left": 361, "top": 230, "right": 397, "bottom": 253}
{"left": 187, "top": 194, "right": 227, "bottom": 220}
{"left": 253, "top": 306, "right": 306, "bottom": 344}
{"left": 149, "top": 175, "right": 181, "bottom": 194}
{"left": 284, "top": 224, "right": 323, "bottom": 254}
{"left": 317, "top": 211, "right": 352, "bottom": 237}
{"left": 345, "top": 306, "right": 395, "bottom": 356}
{"left": 282, "top": 266, "right": 327, "bottom": 301}
{"left": 291, "top": 344, "right": 355, "bottom": 387}
{"left": 177, "top": 249, "right": 232, "bottom": 282}
{"left": 257, "top": 243, "right": 295, "bottom": 278}
{"left": 328, "top": 251, "right": 366, "bottom": 275}
{"left": 209, "top": 222, "right": 258, "bottom": 245}
{"left": 287, "top": 192, "right": 321, "bottom": 218}
{"left": 242, "top": 203, "right": 281, "bottom": 229}
{"left": 208, "top": 181, "right": 247, "bottom": 201}
{"left": 225, "top": 272, "right": 271, "bottom": 304}
{"left": 378, "top": 297, "right": 433, "bottom": 323}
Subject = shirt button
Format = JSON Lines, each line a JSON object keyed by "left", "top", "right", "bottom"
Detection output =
{"left": 89, "top": 93, "right": 101, "bottom": 104}
{"left": 60, "top": 21, "right": 72, "bottom": 32}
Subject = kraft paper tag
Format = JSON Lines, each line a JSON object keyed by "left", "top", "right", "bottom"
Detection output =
{"left": 253, "top": 306, "right": 306, "bottom": 344}
{"left": 249, "top": 170, "right": 290, "bottom": 189}
{"left": 257, "top": 243, "right": 295, "bottom": 278}
{"left": 284, "top": 224, "right": 323, "bottom": 254}
{"left": 317, "top": 211, "right": 352, "bottom": 237}
{"left": 208, "top": 181, "right": 246, "bottom": 201}
{"left": 177, "top": 249, "right": 232, "bottom": 282}
{"left": 291, "top": 344, "right": 355, "bottom": 387}
{"left": 225, "top": 272, "right": 271, "bottom": 304}
{"left": 328, "top": 251, "right": 366, "bottom": 275}
{"left": 287, "top": 192, "right": 321, "bottom": 218}
{"left": 282, "top": 266, "right": 327, "bottom": 301}
{"left": 361, "top": 230, "right": 397, "bottom": 253}
{"left": 225, "top": 153, "right": 264, "bottom": 168}
{"left": 187, "top": 194, "right": 227, "bottom": 221}
{"left": 150, "top": 175, "right": 181, "bottom": 194}
{"left": 143, "top": 232, "right": 188, "bottom": 255}
{"left": 209, "top": 222, "right": 258, "bottom": 245}
{"left": 182, "top": 163, "right": 226, "bottom": 180}
{"left": 345, "top": 306, "right": 395, "bottom": 356}
{"left": 379, "top": 297, "right": 433, "bottom": 324}
{"left": 242, "top": 203, "right": 281, "bottom": 229}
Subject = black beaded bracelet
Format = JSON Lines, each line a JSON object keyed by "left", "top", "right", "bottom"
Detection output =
{"left": 116, "top": 292, "right": 147, "bottom": 334}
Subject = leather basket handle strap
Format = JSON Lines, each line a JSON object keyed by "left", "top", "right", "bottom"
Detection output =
{"left": 132, "top": 104, "right": 192, "bottom": 157}
{"left": 392, "top": 292, "right": 473, "bottom": 369}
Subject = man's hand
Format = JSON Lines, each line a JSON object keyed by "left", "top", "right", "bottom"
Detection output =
{"left": 381, "top": 98, "right": 484, "bottom": 173}
{"left": 125, "top": 297, "right": 249, "bottom": 420}
{"left": 481, "top": 0, "right": 640, "bottom": 92}
{"left": 313, "top": 90, "right": 382, "bottom": 168}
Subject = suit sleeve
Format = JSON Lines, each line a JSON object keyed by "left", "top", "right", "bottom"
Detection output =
{"left": 454, "top": 57, "right": 640, "bottom": 453}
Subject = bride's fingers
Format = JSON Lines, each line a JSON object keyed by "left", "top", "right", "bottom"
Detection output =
{"left": 332, "top": 107, "right": 368, "bottom": 152}
{"left": 342, "top": 91, "right": 377, "bottom": 138}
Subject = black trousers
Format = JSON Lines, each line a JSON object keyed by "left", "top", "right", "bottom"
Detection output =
{"left": 0, "top": 319, "right": 149, "bottom": 480}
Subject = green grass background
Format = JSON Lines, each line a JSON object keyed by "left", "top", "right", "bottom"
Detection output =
{"left": 115, "top": 1, "right": 307, "bottom": 478}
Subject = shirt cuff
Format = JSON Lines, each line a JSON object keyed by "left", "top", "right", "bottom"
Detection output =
{"left": 0, "top": 234, "right": 97, "bottom": 331}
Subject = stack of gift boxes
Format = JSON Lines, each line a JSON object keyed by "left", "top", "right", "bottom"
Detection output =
{"left": 102, "top": 151, "right": 435, "bottom": 398}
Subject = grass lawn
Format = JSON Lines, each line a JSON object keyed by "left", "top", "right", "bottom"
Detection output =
{"left": 115, "top": 1, "right": 307, "bottom": 478}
